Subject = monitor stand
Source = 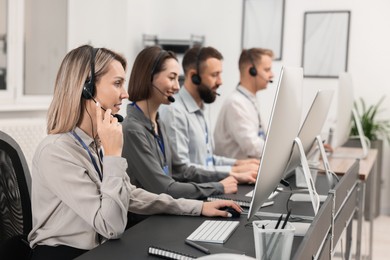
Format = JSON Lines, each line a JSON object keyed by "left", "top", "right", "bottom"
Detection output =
{"left": 289, "top": 137, "right": 320, "bottom": 215}
{"left": 315, "top": 135, "right": 338, "bottom": 190}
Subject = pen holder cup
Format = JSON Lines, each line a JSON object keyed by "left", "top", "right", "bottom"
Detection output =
{"left": 253, "top": 220, "right": 295, "bottom": 260}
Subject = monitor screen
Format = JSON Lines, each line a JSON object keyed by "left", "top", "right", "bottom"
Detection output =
{"left": 330, "top": 72, "right": 368, "bottom": 158}
{"left": 284, "top": 89, "right": 334, "bottom": 175}
{"left": 247, "top": 66, "right": 303, "bottom": 220}
{"left": 331, "top": 72, "right": 354, "bottom": 148}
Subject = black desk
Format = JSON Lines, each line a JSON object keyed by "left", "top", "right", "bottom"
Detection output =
{"left": 77, "top": 163, "right": 360, "bottom": 260}
{"left": 77, "top": 187, "right": 323, "bottom": 259}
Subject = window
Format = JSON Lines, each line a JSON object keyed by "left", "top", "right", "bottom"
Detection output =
{"left": 0, "top": 0, "right": 67, "bottom": 108}
{"left": 0, "top": 0, "right": 7, "bottom": 91}
{"left": 241, "top": 0, "right": 285, "bottom": 60}
{"left": 302, "top": 11, "right": 351, "bottom": 78}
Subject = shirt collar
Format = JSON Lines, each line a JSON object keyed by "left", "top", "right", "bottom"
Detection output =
{"left": 237, "top": 85, "right": 257, "bottom": 100}
{"left": 178, "top": 86, "right": 203, "bottom": 114}
{"left": 73, "top": 127, "right": 96, "bottom": 148}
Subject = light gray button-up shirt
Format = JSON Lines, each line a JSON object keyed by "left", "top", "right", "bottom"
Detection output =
{"left": 160, "top": 87, "right": 236, "bottom": 173}
{"left": 214, "top": 85, "right": 266, "bottom": 159}
{"left": 28, "top": 127, "right": 202, "bottom": 250}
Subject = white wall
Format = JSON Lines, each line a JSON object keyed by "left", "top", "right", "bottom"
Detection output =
{"left": 67, "top": 0, "right": 390, "bottom": 214}
{"left": 146, "top": 0, "right": 243, "bottom": 129}
{"left": 4, "top": 0, "right": 390, "bottom": 213}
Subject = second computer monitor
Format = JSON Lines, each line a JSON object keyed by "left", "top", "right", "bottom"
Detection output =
{"left": 284, "top": 89, "right": 335, "bottom": 175}
{"left": 331, "top": 72, "right": 354, "bottom": 148}
{"left": 247, "top": 66, "right": 303, "bottom": 220}
{"left": 330, "top": 72, "right": 368, "bottom": 158}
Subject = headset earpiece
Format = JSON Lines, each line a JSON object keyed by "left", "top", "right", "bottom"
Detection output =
{"left": 249, "top": 66, "right": 257, "bottom": 77}
{"left": 82, "top": 82, "right": 94, "bottom": 99}
{"left": 191, "top": 74, "right": 202, "bottom": 85}
{"left": 82, "top": 47, "right": 98, "bottom": 99}
{"left": 191, "top": 47, "right": 203, "bottom": 85}
{"left": 248, "top": 49, "right": 257, "bottom": 77}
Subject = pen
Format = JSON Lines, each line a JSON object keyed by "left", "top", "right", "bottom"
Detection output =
{"left": 185, "top": 239, "right": 210, "bottom": 255}
{"left": 269, "top": 211, "right": 291, "bottom": 259}
{"left": 281, "top": 209, "right": 292, "bottom": 229}
{"left": 263, "top": 215, "right": 282, "bottom": 259}
{"left": 275, "top": 213, "right": 283, "bottom": 229}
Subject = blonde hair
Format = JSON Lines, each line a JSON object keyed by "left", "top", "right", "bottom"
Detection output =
{"left": 239, "top": 48, "right": 274, "bottom": 73}
{"left": 47, "top": 45, "right": 126, "bottom": 134}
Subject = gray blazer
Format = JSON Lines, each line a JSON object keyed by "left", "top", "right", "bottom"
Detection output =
{"left": 122, "top": 104, "right": 227, "bottom": 199}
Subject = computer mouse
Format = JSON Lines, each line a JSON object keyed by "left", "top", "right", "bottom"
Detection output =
{"left": 221, "top": 206, "right": 241, "bottom": 218}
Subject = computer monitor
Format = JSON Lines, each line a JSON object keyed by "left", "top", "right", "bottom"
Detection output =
{"left": 331, "top": 72, "right": 353, "bottom": 148}
{"left": 283, "top": 90, "right": 335, "bottom": 211}
{"left": 247, "top": 66, "right": 303, "bottom": 220}
{"left": 284, "top": 89, "right": 334, "bottom": 176}
{"left": 330, "top": 72, "right": 368, "bottom": 158}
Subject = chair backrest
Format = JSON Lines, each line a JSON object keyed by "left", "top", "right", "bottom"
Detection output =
{"left": 0, "top": 130, "right": 32, "bottom": 243}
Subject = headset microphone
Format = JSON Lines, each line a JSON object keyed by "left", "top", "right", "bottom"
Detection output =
{"left": 83, "top": 87, "right": 124, "bottom": 122}
{"left": 100, "top": 105, "right": 124, "bottom": 122}
{"left": 254, "top": 72, "right": 273, "bottom": 84}
{"left": 152, "top": 85, "right": 175, "bottom": 103}
{"left": 258, "top": 74, "right": 273, "bottom": 84}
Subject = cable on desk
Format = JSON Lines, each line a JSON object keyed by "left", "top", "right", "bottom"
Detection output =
{"left": 285, "top": 185, "right": 293, "bottom": 213}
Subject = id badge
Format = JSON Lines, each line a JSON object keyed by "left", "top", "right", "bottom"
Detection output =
{"left": 162, "top": 165, "right": 169, "bottom": 175}
{"left": 206, "top": 156, "right": 214, "bottom": 167}
{"left": 258, "top": 130, "right": 265, "bottom": 139}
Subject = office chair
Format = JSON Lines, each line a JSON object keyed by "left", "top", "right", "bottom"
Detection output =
{"left": 0, "top": 130, "right": 32, "bottom": 259}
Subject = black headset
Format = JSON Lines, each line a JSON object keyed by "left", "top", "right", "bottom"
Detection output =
{"left": 82, "top": 47, "right": 98, "bottom": 99}
{"left": 80, "top": 47, "right": 124, "bottom": 122}
{"left": 150, "top": 50, "right": 166, "bottom": 82}
{"left": 248, "top": 49, "right": 258, "bottom": 77}
{"left": 191, "top": 47, "right": 203, "bottom": 85}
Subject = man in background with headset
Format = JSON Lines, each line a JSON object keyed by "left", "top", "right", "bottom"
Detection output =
{"left": 213, "top": 48, "right": 274, "bottom": 159}
{"left": 160, "top": 46, "right": 259, "bottom": 175}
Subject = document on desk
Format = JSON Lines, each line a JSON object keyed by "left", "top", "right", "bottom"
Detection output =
{"left": 148, "top": 245, "right": 196, "bottom": 260}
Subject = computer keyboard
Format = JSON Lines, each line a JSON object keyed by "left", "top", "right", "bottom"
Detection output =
{"left": 206, "top": 197, "right": 251, "bottom": 207}
{"left": 206, "top": 197, "right": 274, "bottom": 208}
{"left": 187, "top": 220, "right": 239, "bottom": 244}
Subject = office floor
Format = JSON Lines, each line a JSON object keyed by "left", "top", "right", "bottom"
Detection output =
{"left": 333, "top": 214, "right": 390, "bottom": 259}
{"left": 371, "top": 215, "right": 390, "bottom": 260}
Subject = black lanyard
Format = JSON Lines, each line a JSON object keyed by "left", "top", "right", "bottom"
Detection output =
{"left": 154, "top": 130, "right": 166, "bottom": 164}
{"left": 71, "top": 131, "right": 103, "bottom": 181}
